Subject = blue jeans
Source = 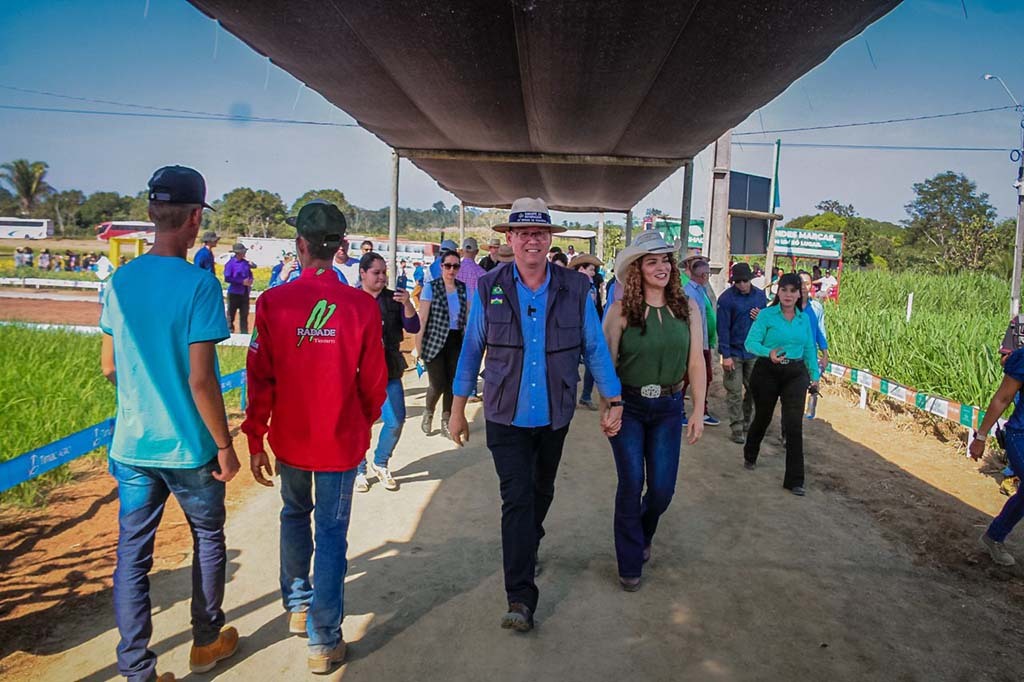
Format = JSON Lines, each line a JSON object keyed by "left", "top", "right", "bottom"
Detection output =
{"left": 608, "top": 392, "right": 684, "bottom": 578}
{"left": 358, "top": 378, "right": 406, "bottom": 474}
{"left": 580, "top": 366, "right": 595, "bottom": 403}
{"left": 989, "top": 426, "right": 1024, "bottom": 542}
{"left": 110, "top": 457, "right": 226, "bottom": 682}
{"left": 278, "top": 462, "right": 356, "bottom": 653}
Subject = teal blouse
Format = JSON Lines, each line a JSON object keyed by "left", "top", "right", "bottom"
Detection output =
{"left": 744, "top": 305, "right": 821, "bottom": 381}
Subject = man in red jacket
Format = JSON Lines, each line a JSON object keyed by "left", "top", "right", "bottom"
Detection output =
{"left": 242, "top": 200, "right": 386, "bottom": 674}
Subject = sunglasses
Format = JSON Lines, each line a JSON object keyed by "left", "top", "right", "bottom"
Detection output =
{"left": 442, "top": 263, "right": 461, "bottom": 270}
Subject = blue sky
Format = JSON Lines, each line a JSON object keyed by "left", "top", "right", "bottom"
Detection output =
{"left": 0, "top": 0, "right": 1021, "bottom": 224}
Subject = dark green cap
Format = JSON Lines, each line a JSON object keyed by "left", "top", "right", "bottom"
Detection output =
{"left": 291, "top": 199, "right": 347, "bottom": 248}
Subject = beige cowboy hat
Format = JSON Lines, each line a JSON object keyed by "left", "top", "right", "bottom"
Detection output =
{"left": 492, "top": 197, "right": 566, "bottom": 234}
{"left": 614, "top": 230, "right": 675, "bottom": 274}
{"left": 570, "top": 254, "right": 603, "bottom": 270}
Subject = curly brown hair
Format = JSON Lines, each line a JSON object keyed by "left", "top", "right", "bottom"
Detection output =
{"left": 621, "top": 253, "right": 689, "bottom": 333}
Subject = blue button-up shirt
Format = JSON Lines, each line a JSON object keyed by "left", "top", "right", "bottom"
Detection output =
{"left": 454, "top": 264, "right": 621, "bottom": 427}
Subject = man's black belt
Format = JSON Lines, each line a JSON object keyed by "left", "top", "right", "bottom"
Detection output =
{"left": 622, "top": 380, "right": 686, "bottom": 399}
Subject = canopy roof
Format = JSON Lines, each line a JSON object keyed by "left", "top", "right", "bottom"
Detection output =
{"left": 189, "top": 0, "right": 900, "bottom": 212}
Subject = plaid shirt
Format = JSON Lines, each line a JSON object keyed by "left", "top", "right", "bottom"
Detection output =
{"left": 421, "top": 278, "right": 467, "bottom": 363}
{"left": 457, "top": 256, "right": 487, "bottom": 293}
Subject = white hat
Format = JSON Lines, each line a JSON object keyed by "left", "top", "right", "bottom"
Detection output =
{"left": 614, "top": 229, "right": 675, "bottom": 274}
{"left": 493, "top": 197, "right": 566, "bottom": 234}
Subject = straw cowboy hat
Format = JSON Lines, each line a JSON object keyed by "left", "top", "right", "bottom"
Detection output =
{"left": 614, "top": 229, "right": 675, "bottom": 274}
{"left": 495, "top": 244, "right": 515, "bottom": 263}
{"left": 492, "top": 197, "right": 566, "bottom": 234}
{"left": 570, "top": 254, "right": 603, "bottom": 270}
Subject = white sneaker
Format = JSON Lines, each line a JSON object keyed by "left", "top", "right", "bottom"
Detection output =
{"left": 980, "top": 532, "right": 1016, "bottom": 566}
{"left": 370, "top": 463, "right": 398, "bottom": 491}
{"left": 355, "top": 473, "right": 370, "bottom": 493}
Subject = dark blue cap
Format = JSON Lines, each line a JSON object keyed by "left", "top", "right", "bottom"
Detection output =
{"left": 147, "top": 165, "right": 214, "bottom": 210}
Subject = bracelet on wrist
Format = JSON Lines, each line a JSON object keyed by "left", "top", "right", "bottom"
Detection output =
{"left": 216, "top": 443, "right": 231, "bottom": 450}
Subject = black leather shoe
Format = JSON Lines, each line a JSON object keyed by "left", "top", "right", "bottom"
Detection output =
{"left": 500, "top": 603, "right": 534, "bottom": 632}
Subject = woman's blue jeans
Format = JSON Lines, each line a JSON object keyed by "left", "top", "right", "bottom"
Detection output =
{"left": 608, "top": 391, "right": 684, "bottom": 578}
{"left": 278, "top": 462, "right": 356, "bottom": 653}
{"left": 989, "top": 426, "right": 1024, "bottom": 542}
{"left": 357, "top": 378, "right": 406, "bottom": 474}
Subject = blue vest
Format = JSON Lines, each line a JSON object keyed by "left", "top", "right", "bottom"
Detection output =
{"left": 478, "top": 264, "right": 590, "bottom": 430}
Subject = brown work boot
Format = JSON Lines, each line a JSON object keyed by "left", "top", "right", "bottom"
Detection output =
{"left": 189, "top": 626, "right": 239, "bottom": 673}
{"left": 289, "top": 610, "right": 308, "bottom": 636}
{"left": 308, "top": 640, "right": 347, "bottom": 674}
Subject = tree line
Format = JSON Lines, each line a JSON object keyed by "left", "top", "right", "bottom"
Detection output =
{"left": 1, "top": 159, "right": 1014, "bottom": 275}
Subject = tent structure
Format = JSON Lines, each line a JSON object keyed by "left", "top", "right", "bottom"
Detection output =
{"left": 187, "top": 0, "right": 901, "bottom": 280}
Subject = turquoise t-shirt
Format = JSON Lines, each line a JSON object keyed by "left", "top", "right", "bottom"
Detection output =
{"left": 100, "top": 254, "right": 230, "bottom": 468}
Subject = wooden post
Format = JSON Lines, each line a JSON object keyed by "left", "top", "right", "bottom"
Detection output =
{"left": 597, "top": 212, "right": 606, "bottom": 262}
{"left": 680, "top": 160, "right": 693, "bottom": 253}
{"left": 625, "top": 210, "right": 633, "bottom": 246}
{"left": 705, "top": 130, "right": 732, "bottom": 294}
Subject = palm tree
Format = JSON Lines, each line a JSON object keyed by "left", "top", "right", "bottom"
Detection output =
{"left": 0, "top": 159, "right": 53, "bottom": 215}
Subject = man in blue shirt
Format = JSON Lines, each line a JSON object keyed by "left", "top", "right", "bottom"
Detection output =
{"left": 100, "top": 165, "right": 240, "bottom": 681}
{"left": 717, "top": 262, "right": 768, "bottom": 443}
{"left": 447, "top": 198, "right": 622, "bottom": 633}
{"left": 193, "top": 230, "right": 219, "bottom": 275}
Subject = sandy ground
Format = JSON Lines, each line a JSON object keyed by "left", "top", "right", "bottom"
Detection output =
{"left": 0, "top": 296, "right": 101, "bottom": 326}
{"left": 2, "top": 369, "right": 1023, "bottom": 681}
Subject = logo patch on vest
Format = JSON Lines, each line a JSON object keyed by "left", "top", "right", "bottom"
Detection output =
{"left": 490, "top": 285, "right": 505, "bottom": 305}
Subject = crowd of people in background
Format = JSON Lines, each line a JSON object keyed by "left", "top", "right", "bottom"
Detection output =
{"left": 12, "top": 246, "right": 112, "bottom": 272}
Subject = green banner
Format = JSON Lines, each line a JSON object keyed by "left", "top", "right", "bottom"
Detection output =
{"left": 773, "top": 228, "right": 844, "bottom": 259}
{"left": 650, "top": 218, "right": 705, "bottom": 249}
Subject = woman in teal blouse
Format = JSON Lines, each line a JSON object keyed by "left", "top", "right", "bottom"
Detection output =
{"left": 743, "top": 272, "right": 821, "bottom": 495}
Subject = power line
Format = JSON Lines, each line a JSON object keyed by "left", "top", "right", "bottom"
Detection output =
{"left": 0, "top": 83, "right": 359, "bottom": 126}
{"left": 734, "top": 141, "right": 1009, "bottom": 152}
{"left": 0, "top": 103, "right": 359, "bottom": 127}
{"left": 733, "top": 104, "right": 1017, "bottom": 136}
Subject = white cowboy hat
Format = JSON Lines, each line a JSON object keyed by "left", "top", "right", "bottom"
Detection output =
{"left": 614, "top": 229, "right": 676, "bottom": 274}
{"left": 492, "top": 197, "right": 566, "bottom": 234}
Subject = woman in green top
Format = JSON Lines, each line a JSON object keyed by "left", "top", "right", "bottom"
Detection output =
{"left": 743, "top": 272, "right": 821, "bottom": 496}
{"left": 602, "top": 230, "right": 706, "bottom": 591}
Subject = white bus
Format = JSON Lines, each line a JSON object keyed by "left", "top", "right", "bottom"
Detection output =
{"left": 0, "top": 217, "right": 54, "bottom": 239}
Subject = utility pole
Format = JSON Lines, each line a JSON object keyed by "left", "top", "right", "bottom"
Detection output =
{"left": 986, "top": 75, "right": 1024, "bottom": 317}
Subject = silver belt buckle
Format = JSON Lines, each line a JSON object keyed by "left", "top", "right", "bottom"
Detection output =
{"left": 640, "top": 384, "right": 661, "bottom": 399}
{"left": 779, "top": 358, "right": 790, "bottom": 365}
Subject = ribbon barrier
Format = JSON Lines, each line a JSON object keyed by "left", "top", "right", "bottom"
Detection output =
{"left": 0, "top": 369, "right": 247, "bottom": 494}
{"left": 824, "top": 361, "right": 993, "bottom": 434}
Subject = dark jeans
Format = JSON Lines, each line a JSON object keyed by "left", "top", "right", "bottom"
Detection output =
{"left": 608, "top": 391, "right": 684, "bottom": 578}
{"left": 226, "top": 292, "right": 250, "bottom": 334}
{"left": 744, "top": 358, "right": 810, "bottom": 489}
{"left": 110, "top": 457, "right": 226, "bottom": 682}
{"left": 682, "top": 349, "right": 713, "bottom": 416}
{"left": 485, "top": 421, "right": 569, "bottom": 612}
{"left": 278, "top": 462, "right": 356, "bottom": 653}
{"left": 989, "top": 426, "right": 1024, "bottom": 542}
{"left": 425, "top": 330, "right": 463, "bottom": 415}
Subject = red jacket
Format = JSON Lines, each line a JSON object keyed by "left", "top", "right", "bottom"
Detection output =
{"left": 242, "top": 267, "right": 387, "bottom": 471}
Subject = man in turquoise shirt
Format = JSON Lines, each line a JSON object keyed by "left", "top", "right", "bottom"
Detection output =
{"left": 100, "top": 165, "right": 240, "bottom": 681}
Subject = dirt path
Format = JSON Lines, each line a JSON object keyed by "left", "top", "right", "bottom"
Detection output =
{"left": 0, "top": 296, "right": 101, "bottom": 326}
{"left": 3, "top": 374, "right": 1023, "bottom": 681}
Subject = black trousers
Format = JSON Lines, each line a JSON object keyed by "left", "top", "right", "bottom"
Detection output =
{"left": 226, "top": 293, "right": 250, "bottom": 334}
{"left": 744, "top": 358, "right": 810, "bottom": 489}
{"left": 425, "top": 330, "right": 463, "bottom": 415}
{"left": 485, "top": 421, "right": 570, "bottom": 612}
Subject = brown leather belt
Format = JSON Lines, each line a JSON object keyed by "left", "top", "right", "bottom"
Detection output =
{"left": 622, "top": 380, "right": 685, "bottom": 399}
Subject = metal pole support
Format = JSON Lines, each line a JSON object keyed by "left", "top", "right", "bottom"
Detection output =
{"left": 388, "top": 150, "right": 400, "bottom": 289}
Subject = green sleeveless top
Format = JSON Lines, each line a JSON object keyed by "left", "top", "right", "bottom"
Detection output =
{"left": 617, "top": 304, "right": 690, "bottom": 387}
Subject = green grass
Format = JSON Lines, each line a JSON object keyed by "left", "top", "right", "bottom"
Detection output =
{"left": 0, "top": 326, "right": 247, "bottom": 506}
{"left": 826, "top": 270, "right": 1008, "bottom": 409}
